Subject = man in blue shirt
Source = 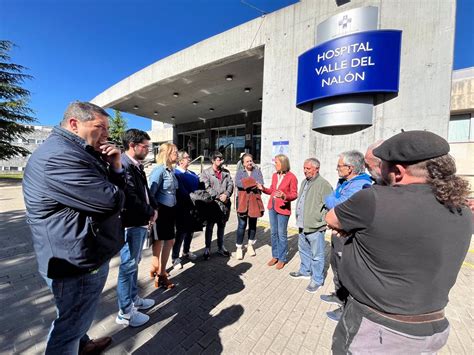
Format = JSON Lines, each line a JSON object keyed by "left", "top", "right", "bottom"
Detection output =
{"left": 320, "top": 150, "right": 372, "bottom": 322}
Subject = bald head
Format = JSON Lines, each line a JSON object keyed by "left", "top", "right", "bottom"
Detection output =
{"left": 365, "top": 140, "right": 383, "bottom": 184}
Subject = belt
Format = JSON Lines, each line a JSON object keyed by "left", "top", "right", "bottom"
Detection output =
{"left": 368, "top": 306, "right": 445, "bottom": 324}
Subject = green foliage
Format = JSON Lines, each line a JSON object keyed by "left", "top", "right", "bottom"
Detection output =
{"left": 0, "top": 40, "right": 36, "bottom": 160}
{"left": 108, "top": 109, "right": 127, "bottom": 144}
{"left": 0, "top": 173, "right": 23, "bottom": 180}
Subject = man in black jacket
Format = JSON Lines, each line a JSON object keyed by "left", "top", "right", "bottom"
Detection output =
{"left": 23, "top": 101, "right": 125, "bottom": 354}
{"left": 116, "top": 129, "right": 157, "bottom": 327}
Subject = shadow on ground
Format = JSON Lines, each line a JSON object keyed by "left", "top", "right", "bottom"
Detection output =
{"left": 0, "top": 209, "right": 55, "bottom": 354}
{"left": 0, "top": 211, "right": 333, "bottom": 354}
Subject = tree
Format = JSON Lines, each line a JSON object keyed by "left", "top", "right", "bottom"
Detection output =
{"left": 108, "top": 109, "right": 127, "bottom": 144}
{"left": 0, "top": 40, "right": 36, "bottom": 160}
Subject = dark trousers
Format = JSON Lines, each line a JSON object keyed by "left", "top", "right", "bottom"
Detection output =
{"left": 172, "top": 230, "right": 193, "bottom": 260}
{"left": 330, "top": 233, "right": 349, "bottom": 302}
{"left": 236, "top": 215, "right": 257, "bottom": 245}
{"left": 43, "top": 263, "right": 109, "bottom": 354}
{"left": 332, "top": 296, "right": 450, "bottom": 354}
{"left": 205, "top": 221, "right": 226, "bottom": 250}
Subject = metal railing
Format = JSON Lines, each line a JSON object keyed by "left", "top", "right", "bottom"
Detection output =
{"left": 189, "top": 155, "right": 205, "bottom": 173}
{"left": 220, "top": 142, "right": 235, "bottom": 163}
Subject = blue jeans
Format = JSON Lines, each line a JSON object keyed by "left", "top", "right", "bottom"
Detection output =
{"left": 43, "top": 262, "right": 109, "bottom": 354}
{"left": 236, "top": 215, "right": 257, "bottom": 246}
{"left": 117, "top": 227, "right": 147, "bottom": 313}
{"left": 298, "top": 230, "right": 326, "bottom": 285}
{"left": 172, "top": 230, "right": 193, "bottom": 259}
{"left": 205, "top": 221, "right": 226, "bottom": 250}
{"left": 268, "top": 208, "right": 289, "bottom": 262}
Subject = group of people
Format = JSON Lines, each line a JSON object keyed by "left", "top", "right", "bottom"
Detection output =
{"left": 22, "top": 101, "right": 472, "bottom": 354}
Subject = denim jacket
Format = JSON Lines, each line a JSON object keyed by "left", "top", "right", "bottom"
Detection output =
{"left": 149, "top": 164, "right": 178, "bottom": 207}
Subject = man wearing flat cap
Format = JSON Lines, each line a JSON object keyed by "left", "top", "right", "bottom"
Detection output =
{"left": 325, "top": 130, "right": 472, "bottom": 354}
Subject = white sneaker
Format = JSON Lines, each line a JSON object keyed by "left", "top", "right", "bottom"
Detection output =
{"left": 183, "top": 252, "right": 197, "bottom": 261}
{"left": 172, "top": 258, "right": 183, "bottom": 270}
{"left": 133, "top": 296, "right": 155, "bottom": 310}
{"left": 236, "top": 248, "right": 243, "bottom": 260}
{"left": 116, "top": 307, "right": 149, "bottom": 327}
{"left": 247, "top": 244, "right": 256, "bottom": 256}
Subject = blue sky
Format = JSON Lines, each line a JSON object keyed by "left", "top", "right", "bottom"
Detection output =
{"left": 1, "top": 0, "right": 473, "bottom": 131}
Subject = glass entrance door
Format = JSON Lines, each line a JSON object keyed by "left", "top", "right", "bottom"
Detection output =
{"left": 213, "top": 125, "right": 245, "bottom": 163}
{"left": 178, "top": 130, "right": 205, "bottom": 160}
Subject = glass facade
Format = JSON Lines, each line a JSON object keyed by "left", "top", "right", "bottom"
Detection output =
{"left": 213, "top": 125, "right": 246, "bottom": 163}
{"left": 448, "top": 114, "right": 473, "bottom": 142}
{"left": 178, "top": 124, "right": 260, "bottom": 164}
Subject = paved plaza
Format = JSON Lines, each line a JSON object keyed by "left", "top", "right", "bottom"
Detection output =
{"left": 0, "top": 181, "right": 472, "bottom": 354}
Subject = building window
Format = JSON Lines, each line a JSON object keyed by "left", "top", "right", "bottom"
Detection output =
{"left": 28, "top": 139, "right": 36, "bottom": 144}
{"left": 448, "top": 114, "right": 473, "bottom": 143}
{"left": 9, "top": 166, "right": 19, "bottom": 171}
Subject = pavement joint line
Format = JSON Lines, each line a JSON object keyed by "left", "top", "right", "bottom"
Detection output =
{"left": 1, "top": 184, "right": 472, "bottom": 354}
{"left": 462, "top": 261, "right": 474, "bottom": 269}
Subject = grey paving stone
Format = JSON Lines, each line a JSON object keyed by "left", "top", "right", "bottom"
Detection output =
{"left": 1, "top": 185, "right": 473, "bottom": 354}
{"left": 181, "top": 329, "right": 205, "bottom": 350}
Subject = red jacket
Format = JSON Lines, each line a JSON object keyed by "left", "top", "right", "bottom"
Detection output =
{"left": 262, "top": 171, "right": 298, "bottom": 216}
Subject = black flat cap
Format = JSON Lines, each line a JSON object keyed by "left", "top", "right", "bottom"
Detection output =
{"left": 373, "top": 130, "right": 450, "bottom": 162}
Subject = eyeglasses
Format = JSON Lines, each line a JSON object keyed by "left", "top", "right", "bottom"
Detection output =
{"left": 336, "top": 164, "right": 351, "bottom": 169}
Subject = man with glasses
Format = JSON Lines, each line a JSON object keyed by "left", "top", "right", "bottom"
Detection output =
{"left": 116, "top": 129, "right": 157, "bottom": 327}
{"left": 23, "top": 102, "right": 125, "bottom": 353}
{"left": 320, "top": 150, "right": 372, "bottom": 322}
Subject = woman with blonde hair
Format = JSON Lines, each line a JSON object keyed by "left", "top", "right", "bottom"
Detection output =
{"left": 149, "top": 143, "right": 178, "bottom": 289}
{"left": 257, "top": 154, "right": 298, "bottom": 269}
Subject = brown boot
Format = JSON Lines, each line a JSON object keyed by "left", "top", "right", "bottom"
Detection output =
{"left": 80, "top": 337, "right": 112, "bottom": 355}
{"left": 267, "top": 257, "right": 278, "bottom": 266}
{"left": 275, "top": 261, "right": 286, "bottom": 270}
{"left": 158, "top": 274, "right": 175, "bottom": 289}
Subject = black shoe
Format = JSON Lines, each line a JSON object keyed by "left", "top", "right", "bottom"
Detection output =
{"left": 217, "top": 248, "right": 231, "bottom": 257}
{"left": 326, "top": 306, "right": 344, "bottom": 322}
{"left": 320, "top": 293, "right": 344, "bottom": 306}
{"left": 203, "top": 249, "right": 210, "bottom": 261}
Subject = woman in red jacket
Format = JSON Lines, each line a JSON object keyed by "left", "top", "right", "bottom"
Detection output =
{"left": 257, "top": 154, "right": 298, "bottom": 269}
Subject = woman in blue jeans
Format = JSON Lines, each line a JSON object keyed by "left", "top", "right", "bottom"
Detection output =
{"left": 234, "top": 153, "right": 264, "bottom": 260}
{"left": 257, "top": 154, "right": 298, "bottom": 269}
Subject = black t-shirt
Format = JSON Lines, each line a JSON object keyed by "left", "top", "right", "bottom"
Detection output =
{"left": 335, "top": 184, "right": 472, "bottom": 315}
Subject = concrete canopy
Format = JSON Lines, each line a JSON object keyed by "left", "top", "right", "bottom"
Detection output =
{"left": 92, "top": 47, "right": 264, "bottom": 125}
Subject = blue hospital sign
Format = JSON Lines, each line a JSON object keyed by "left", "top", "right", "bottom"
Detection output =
{"left": 296, "top": 30, "right": 402, "bottom": 108}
